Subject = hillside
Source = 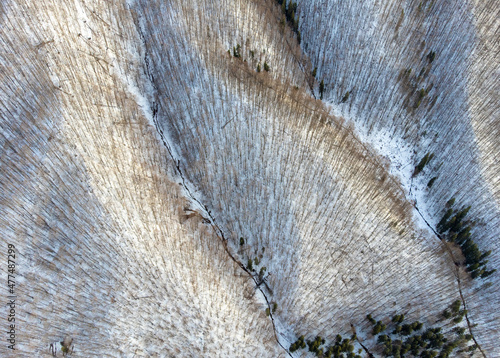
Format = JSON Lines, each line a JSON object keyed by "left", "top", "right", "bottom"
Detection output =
{"left": 0, "top": 0, "right": 498, "bottom": 357}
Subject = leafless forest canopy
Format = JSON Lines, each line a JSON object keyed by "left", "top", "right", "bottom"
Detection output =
{"left": 0, "top": 0, "right": 498, "bottom": 357}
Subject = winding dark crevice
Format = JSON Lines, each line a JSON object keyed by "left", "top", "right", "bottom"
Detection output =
{"left": 351, "top": 324, "right": 375, "bottom": 358}
{"left": 130, "top": 9, "right": 292, "bottom": 357}
{"left": 357, "top": 340, "right": 375, "bottom": 358}
{"left": 413, "top": 205, "right": 487, "bottom": 358}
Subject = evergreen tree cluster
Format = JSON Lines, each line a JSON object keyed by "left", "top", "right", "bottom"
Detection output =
{"left": 232, "top": 43, "right": 241, "bottom": 58}
{"left": 289, "top": 300, "right": 476, "bottom": 358}
{"left": 441, "top": 300, "right": 467, "bottom": 324}
{"left": 370, "top": 319, "right": 387, "bottom": 335}
{"left": 230, "top": 45, "right": 269, "bottom": 73}
{"left": 391, "top": 321, "right": 423, "bottom": 336}
{"left": 275, "top": 0, "right": 301, "bottom": 43}
{"left": 413, "top": 152, "right": 434, "bottom": 176}
{"left": 246, "top": 252, "right": 265, "bottom": 273}
{"left": 414, "top": 87, "right": 428, "bottom": 108}
{"left": 289, "top": 333, "right": 361, "bottom": 358}
{"left": 368, "top": 304, "right": 475, "bottom": 358}
{"left": 392, "top": 314, "right": 405, "bottom": 324}
{"left": 289, "top": 335, "right": 306, "bottom": 352}
{"left": 437, "top": 200, "right": 496, "bottom": 279}
{"left": 308, "top": 336, "right": 326, "bottom": 354}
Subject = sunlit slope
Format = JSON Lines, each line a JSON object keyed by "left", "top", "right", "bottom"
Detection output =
{"left": 135, "top": 0, "right": 472, "bottom": 351}
{"left": 0, "top": 1, "right": 284, "bottom": 356}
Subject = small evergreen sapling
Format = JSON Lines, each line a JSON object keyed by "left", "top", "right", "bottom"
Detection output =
{"left": 427, "top": 176, "right": 437, "bottom": 188}
{"left": 341, "top": 91, "right": 349, "bottom": 103}
{"left": 427, "top": 50, "right": 436, "bottom": 63}
{"left": 319, "top": 80, "right": 325, "bottom": 99}
{"left": 233, "top": 44, "right": 241, "bottom": 58}
{"left": 413, "top": 152, "right": 434, "bottom": 176}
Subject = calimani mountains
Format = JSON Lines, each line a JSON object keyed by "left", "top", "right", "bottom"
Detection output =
{"left": 0, "top": 0, "right": 498, "bottom": 357}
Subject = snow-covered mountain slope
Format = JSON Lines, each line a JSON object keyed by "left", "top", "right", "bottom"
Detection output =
{"left": 133, "top": 0, "right": 497, "bottom": 355}
{"left": 0, "top": 0, "right": 498, "bottom": 357}
{"left": 296, "top": 0, "right": 499, "bottom": 352}
{"left": 0, "top": 1, "right": 284, "bottom": 356}
{"left": 297, "top": 0, "right": 499, "bottom": 248}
